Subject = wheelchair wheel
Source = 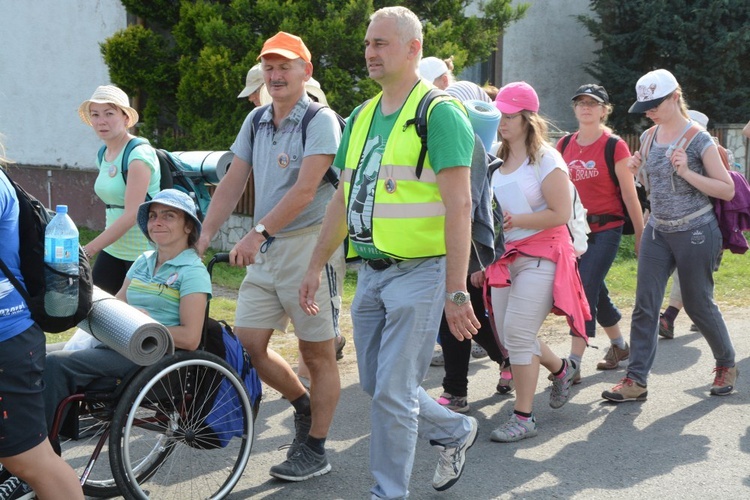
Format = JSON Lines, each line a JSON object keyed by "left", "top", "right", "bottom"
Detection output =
{"left": 109, "top": 350, "right": 254, "bottom": 499}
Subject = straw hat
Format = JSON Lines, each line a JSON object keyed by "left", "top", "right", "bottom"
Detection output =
{"left": 78, "top": 85, "right": 139, "bottom": 128}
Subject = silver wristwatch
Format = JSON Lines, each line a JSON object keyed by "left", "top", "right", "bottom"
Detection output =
{"left": 446, "top": 291, "right": 470, "bottom": 306}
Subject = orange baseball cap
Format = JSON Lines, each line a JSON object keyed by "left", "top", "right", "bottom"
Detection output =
{"left": 258, "top": 32, "right": 311, "bottom": 63}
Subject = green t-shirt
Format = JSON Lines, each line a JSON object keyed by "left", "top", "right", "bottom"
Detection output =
{"left": 94, "top": 144, "right": 161, "bottom": 261}
{"left": 334, "top": 100, "right": 474, "bottom": 259}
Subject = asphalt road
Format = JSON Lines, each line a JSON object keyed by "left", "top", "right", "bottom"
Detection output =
{"left": 221, "top": 305, "right": 749, "bottom": 500}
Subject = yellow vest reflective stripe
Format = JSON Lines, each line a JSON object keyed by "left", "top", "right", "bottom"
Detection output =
{"left": 344, "top": 81, "right": 450, "bottom": 259}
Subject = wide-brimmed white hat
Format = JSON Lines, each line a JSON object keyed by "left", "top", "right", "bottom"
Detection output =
{"left": 78, "top": 85, "right": 139, "bottom": 128}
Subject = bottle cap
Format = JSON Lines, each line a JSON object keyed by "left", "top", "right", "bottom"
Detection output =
{"left": 55, "top": 205, "right": 68, "bottom": 214}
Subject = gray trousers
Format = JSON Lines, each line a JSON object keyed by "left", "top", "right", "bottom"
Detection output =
{"left": 352, "top": 257, "right": 473, "bottom": 500}
{"left": 627, "top": 218, "right": 735, "bottom": 386}
{"left": 43, "top": 346, "right": 137, "bottom": 432}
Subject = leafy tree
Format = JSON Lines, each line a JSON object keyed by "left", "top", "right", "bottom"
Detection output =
{"left": 102, "top": 0, "right": 527, "bottom": 149}
{"left": 579, "top": 0, "right": 750, "bottom": 134}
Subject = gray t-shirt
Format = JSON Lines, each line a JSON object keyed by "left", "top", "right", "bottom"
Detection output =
{"left": 642, "top": 127, "right": 714, "bottom": 233}
{"left": 231, "top": 94, "right": 341, "bottom": 234}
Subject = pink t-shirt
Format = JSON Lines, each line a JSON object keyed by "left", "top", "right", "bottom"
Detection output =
{"left": 557, "top": 132, "right": 631, "bottom": 233}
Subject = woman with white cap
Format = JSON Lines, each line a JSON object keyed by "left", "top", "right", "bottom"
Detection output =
{"left": 486, "top": 82, "right": 589, "bottom": 442}
{"left": 78, "top": 85, "right": 161, "bottom": 295}
{"left": 602, "top": 69, "right": 737, "bottom": 402}
{"left": 43, "top": 189, "right": 211, "bottom": 434}
{"left": 554, "top": 84, "right": 642, "bottom": 380}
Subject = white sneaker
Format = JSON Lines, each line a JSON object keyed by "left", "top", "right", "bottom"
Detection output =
{"left": 430, "top": 345, "right": 445, "bottom": 366}
{"left": 431, "top": 416, "right": 478, "bottom": 491}
{"left": 471, "top": 342, "right": 488, "bottom": 359}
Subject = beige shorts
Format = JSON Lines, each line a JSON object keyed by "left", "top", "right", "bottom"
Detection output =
{"left": 234, "top": 225, "right": 345, "bottom": 342}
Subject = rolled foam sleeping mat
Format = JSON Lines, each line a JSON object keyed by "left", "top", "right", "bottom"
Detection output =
{"left": 77, "top": 287, "right": 174, "bottom": 366}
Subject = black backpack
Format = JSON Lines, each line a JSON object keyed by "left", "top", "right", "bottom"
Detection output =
{"left": 560, "top": 133, "right": 649, "bottom": 235}
{"left": 250, "top": 101, "right": 346, "bottom": 188}
{"left": 97, "top": 138, "right": 212, "bottom": 221}
{"left": 0, "top": 170, "right": 93, "bottom": 333}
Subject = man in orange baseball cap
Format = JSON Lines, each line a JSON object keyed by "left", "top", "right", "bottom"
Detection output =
{"left": 198, "top": 30, "right": 344, "bottom": 482}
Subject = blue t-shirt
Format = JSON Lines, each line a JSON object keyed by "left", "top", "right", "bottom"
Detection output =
{"left": 0, "top": 170, "right": 35, "bottom": 341}
{"left": 125, "top": 248, "right": 212, "bottom": 327}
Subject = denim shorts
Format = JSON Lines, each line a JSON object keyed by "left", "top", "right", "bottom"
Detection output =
{"left": 0, "top": 324, "right": 48, "bottom": 458}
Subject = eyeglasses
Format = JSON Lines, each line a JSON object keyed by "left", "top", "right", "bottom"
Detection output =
{"left": 574, "top": 100, "right": 603, "bottom": 108}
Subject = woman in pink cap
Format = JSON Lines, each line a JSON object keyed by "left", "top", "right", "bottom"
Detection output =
{"left": 485, "top": 82, "right": 589, "bottom": 442}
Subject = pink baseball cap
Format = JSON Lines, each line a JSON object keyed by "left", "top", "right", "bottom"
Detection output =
{"left": 495, "top": 81, "right": 540, "bottom": 114}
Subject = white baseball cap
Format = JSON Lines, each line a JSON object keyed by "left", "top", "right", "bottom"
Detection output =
{"left": 629, "top": 69, "right": 679, "bottom": 113}
{"left": 419, "top": 57, "right": 449, "bottom": 83}
{"left": 238, "top": 64, "right": 264, "bottom": 98}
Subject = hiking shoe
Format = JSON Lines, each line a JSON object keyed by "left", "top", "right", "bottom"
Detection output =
{"left": 490, "top": 413, "right": 538, "bottom": 443}
{"left": 335, "top": 335, "right": 346, "bottom": 361}
{"left": 471, "top": 342, "right": 488, "bottom": 359}
{"left": 596, "top": 343, "right": 630, "bottom": 370}
{"left": 602, "top": 377, "right": 648, "bottom": 402}
{"left": 436, "top": 392, "right": 470, "bottom": 413}
{"left": 431, "top": 346, "right": 445, "bottom": 366}
{"left": 496, "top": 371, "right": 514, "bottom": 395}
{"left": 431, "top": 416, "right": 478, "bottom": 491}
{"left": 547, "top": 367, "right": 582, "bottom": 385}
{"left": 269, "top": 442, "right": 331, "bottom": 482}
{"left": 285, "top": 412, "right": 312, "bottom": 459}
{"left": 658, "top": 314, "right": 674, "bottom": 339}
{"left": 0, "top": 476, "right": 34, "bottom": 500}
{"left": 549, "top": 359, "right": 578, "bottom": 409}
{"left": 710, "top": 366, "right": 738, "bottom": 396}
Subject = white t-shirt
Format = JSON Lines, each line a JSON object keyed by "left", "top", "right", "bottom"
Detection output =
{"left": 490, "top": 144, "right": 568, "bottom": 242}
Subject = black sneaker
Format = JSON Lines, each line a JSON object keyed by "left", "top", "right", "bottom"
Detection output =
{"left": 286, "top": 412, "right": 312, "bottom": 459}
{"left": 0, "top": 464, "right": 12, "bottom": 485}
{"left": 269, "top": 443, "right": 331, "bottom": 482}
{"left": 658, "top": 314, "right": 674, "bottom": 339}
{"left": 0, "top": 475, "right": 34, "bottom": 500}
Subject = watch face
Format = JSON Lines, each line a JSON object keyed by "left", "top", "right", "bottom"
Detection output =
{"left": 255, "top": 224, "right": 265, "bottom": 233}
{"left": 452, "top": 292, "right": 468, "bottom": 305}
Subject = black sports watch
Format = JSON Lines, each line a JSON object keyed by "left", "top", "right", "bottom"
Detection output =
{"left": 253, "top": 223, "right": 271, "bottom": 241}
{"left": 446, "top": 291, "right": 470, "bottom": 306}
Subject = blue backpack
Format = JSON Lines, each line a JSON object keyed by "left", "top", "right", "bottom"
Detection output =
{"left": 195, "top": 319, "right": 262, "bottom": 449}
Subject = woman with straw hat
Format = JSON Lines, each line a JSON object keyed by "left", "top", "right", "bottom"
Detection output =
{"left": 78, "top": 85, "right": 161, "bottom": 295}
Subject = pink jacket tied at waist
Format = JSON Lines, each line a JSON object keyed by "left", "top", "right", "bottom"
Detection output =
{"left": 485, "top": 225, "right": 591, "bottom": 341}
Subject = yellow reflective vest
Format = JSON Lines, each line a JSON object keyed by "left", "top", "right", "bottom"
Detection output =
{"left": 341, "top": 81, "right": 459, "bottom": 259}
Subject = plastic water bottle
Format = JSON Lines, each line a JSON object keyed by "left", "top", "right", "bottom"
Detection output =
{"left": 44, "top": 205, "right": 79, "bottom": 317}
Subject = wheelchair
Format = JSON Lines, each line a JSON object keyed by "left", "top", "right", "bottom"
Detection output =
{"left": 49, "top": 254, "right": 261, "bottom": 499}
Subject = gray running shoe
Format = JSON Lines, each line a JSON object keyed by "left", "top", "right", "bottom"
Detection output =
{"left": 549, "top": 359, "right": 578, "bottom": 409}
{"left": 269, "top": 443, "right": 331, "bottom": 482}
{"left": 286, "top": 412, "right": 312, "bottom": 459}
{"left": 431, "top": 416, "right": 478, "bottom": 491}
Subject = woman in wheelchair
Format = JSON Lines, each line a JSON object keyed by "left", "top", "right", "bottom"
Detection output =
{"left": 43, "top": 189, "right": 212, "bottom": 434}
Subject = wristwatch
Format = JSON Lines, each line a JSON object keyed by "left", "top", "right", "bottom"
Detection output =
{"left": 253, "top": 223, "right": 271, "bottom": 241}
{"left": 445, "top": 291, "right": 471, "bottom": 306}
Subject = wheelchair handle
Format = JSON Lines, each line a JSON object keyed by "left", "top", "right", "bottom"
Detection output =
{"left": 207, "top": 252, "right": 230, "bottom": 276}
